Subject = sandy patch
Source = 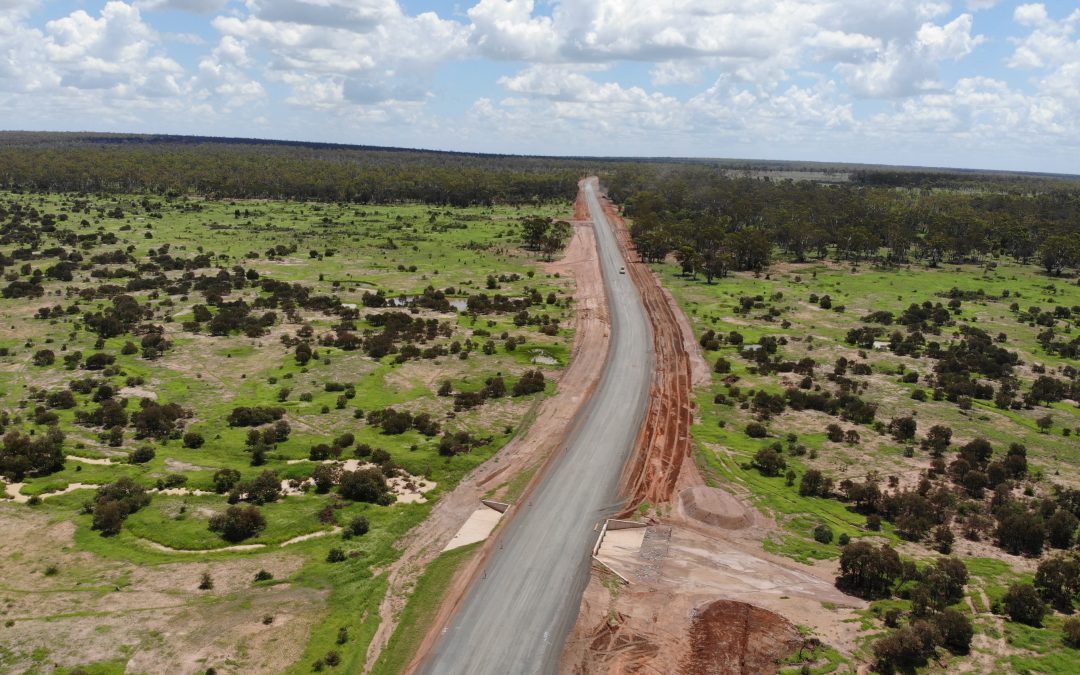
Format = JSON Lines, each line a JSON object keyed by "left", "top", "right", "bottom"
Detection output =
{"left": 280, "top": 459, "right": 436, "bottom": 503}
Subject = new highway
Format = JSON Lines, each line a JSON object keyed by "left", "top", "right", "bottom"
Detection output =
{"left": 419, "top": 178, "right": 653, "bottom": 674}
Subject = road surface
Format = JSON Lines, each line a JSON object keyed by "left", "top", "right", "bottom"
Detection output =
{"left": 419, "top": 179, "right": 653, "bottom": 674}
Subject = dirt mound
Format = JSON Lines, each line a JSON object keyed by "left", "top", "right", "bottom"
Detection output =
{"left": 679, "top": 486, "right": 752, "bottom": 530}
{"left": 681, "top": 600, "right": 802, "bottom": 674}
{"left": 566, "top": 585, "right": 800, "bottom": 675}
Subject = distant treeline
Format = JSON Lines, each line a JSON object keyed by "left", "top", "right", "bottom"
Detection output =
{"left": 0, "top": 133, "right": 584, "bottom": 206}
{"left": 607, "top": 164, "right": 1080, "bottom": 279}
{"left": 850, "top": 169, "right": 1080, "bottom": 191}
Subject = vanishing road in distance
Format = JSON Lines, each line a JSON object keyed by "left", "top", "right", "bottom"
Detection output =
{"left": 419, "top": 178, "right": 654, "bottom": 674}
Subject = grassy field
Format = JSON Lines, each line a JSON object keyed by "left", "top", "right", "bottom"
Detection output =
{"left": 655, "top": 255, "right": 1080, "bottom": 670}
{"left": 0, "top": 191, "right": 574, "bottom": 673}
{"left": 370, "top": 542, "right": 481, "bottom": 675}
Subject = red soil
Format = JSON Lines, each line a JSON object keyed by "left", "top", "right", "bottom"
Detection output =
{"left": 598, "top": 192, "right": 706, "bottom": 509}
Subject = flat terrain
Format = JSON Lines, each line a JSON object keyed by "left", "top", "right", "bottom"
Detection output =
{"left": 0, "top": 191, "right": 576, "bottom": 673}
{"left": 420, "top": 179, "right": 653, "bottom": 674}
{"left": 656, "top": 257, "right": 1080, "bottom": 672}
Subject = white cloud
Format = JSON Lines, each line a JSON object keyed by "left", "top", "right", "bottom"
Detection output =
{"left": 917, "top": 14, "right": 984, "bottom": 60}
{"left": 212, "top": 0, "right": 468, "bottom": 108}
{"left": 196, "top": 36, "right": 264, "bottom": 109}
{"left": 1014, "top": 3, "right": 1049, "bottom": 27}
{"left": 467, "top": 0, "right": 558, "bottom": 60}
{"left": 43, "top": 2, "right": 186, "bottom": 96}
{"left": 0, "top": 0, "right": 1078, "bottom": 171}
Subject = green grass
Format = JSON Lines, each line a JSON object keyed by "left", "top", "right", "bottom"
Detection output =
{"left": 658, "top": 256, "right": 1080, "bottom": 566}
{"left": 370, "top": 542, "right": 481, "bottom": 675}
{"left": 0, "top": 189, "right": 579, "bottom": 672}
{"left": 653, "top": 253, "right": 1080, "bottom": 669}
{"left": 1004, "top": 616, "right": 1080, "bottom": 674}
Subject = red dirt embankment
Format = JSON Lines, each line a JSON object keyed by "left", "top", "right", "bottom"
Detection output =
{"left": 598, "top": 192, "right": 709, "bottom": 509}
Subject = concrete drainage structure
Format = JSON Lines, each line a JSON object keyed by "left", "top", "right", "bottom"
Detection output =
{"left": 442, "top": 500, "right": 510, "bottom": 552}
{"left": 592, "top": 519, "right": 648, "bottom": 583}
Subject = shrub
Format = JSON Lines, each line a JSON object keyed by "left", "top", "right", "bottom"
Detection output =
{"left": 92, "top": 477, "right": 151, "bottom": 536}
{"left": 826, "top": 423, "right": 844, "bottom": 443}
{"left": 209, "top": 505, "right": 267, "bottom": 542}
{"left": 1034, "top": 556, "right": 1080, "bottom": 611}
{"left": 127, "top": 445, "right": 155, "bottom": 464}
{"left": 933, "top": 609, "right": 973, "bottom": 654}
{"left": 91, "top": 499, "right": 126, "bottom": 536}
{"left": 339, "top": 468, "right": 392, "bottom": 504}
{"left": 182, "top": 432, "right": 205, "bottom": 449}
{"left": 326, "top": 548, "right": 346, "bottom": 563}
{"left": 227, "top": 406, "right": 285, "bottom": 427}
{"left": 751, "top": 447, "right": 785, "bottom": 477}
{"left": 312, "top": 463, "right": 342, "bottom": 493}
{"left": 234, "top": 470, "right": 281, "bottom": 505}
{"left": 1003, "top": 583, "right": 1047, "bottom": 626}
{"left": 199, "top": 572, "right": 214, "bottom": 590}
{"left": 836, "top": 542, "right": 902, "bottom": 599}
{"left": 813, "top": 523, "right": 834, "bottom": 544}
{"left": 996, "top": 510, "right": 1045, "bottom": 557}
{"left": 213, "top": 468, "right": 241, "bottom": 493}
{"left": 799, "top": 469, "right": 832, "bottom": 498}
{"left": 512, "top": 369, "right": 545, "bottom": 396}
{"left": 1047, "top": 510, "right": 1079, "bottom": 549}
{"left": 872, "top": 621, "right": 937, "bottom": 674}
{"left": 1063, "top": 617, "right": 1080, "bottom": 648}
{"left": 347, "top": 516, "right": 370, "bottom": 537}
{"left": 254, "top": 570, "right": 273, "bottom": 582}
{"left": 745, "top": 422, "right": 767, "bottom": 438}
{"left": 888, "top": 416, "right": 917, "bottom": 441}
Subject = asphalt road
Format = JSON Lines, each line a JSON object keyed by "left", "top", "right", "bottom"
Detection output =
{"left": 419, "top": 179, "right": 653, "bottom": 674}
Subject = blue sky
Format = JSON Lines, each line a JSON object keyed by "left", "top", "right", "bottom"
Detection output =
{"left": 1, "top": 1, "right": 1078, "bottom": 173}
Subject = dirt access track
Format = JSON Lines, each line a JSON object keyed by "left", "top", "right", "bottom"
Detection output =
{"left": 561, "top": 189, "right": 866, "bottom": 674}
{"left": 364, "top": 179, "right": 612, "bottom": 671}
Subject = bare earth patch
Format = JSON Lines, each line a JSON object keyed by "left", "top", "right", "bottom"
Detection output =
{"left": 0, "top": 503, "right": 323, "bottom": 673}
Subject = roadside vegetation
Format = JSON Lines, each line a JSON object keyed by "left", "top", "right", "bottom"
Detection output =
{"left": 619, "top": 165, "right": 1080, "bottom": 672}
{"left": 0, "top": 174, "right": 574, "bottom": 672}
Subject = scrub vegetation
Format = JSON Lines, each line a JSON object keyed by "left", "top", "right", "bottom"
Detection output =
{"left": 620, "top": 164, "right": 1080, "bottom": 672}
{"left": 0, "top": 163, "right": 575, "bottom": 672}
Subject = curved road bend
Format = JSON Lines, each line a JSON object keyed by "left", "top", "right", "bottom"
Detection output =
{"left": 419, "top": 179, "right": 653, "bottom": 674}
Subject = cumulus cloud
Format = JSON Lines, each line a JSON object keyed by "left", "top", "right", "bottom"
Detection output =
{"left": 42, "top": 2, "right": 186, "bottom": 95}
{"left": 212, "top": 0, "right": 468, "bottom": 107}
{"left": 0, "top": 0, "right": 1078, "bottom": 170}
{"left": 1014, "top": 3, "right": 1050, "bottom": 27}
{"left": 467, "top": 0, "right": 559, "bottom": 60}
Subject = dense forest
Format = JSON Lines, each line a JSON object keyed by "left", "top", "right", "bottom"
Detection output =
{"left": 0, "top": 133, "right": 585, "bottom": 205}
{"left": 607, "top": 164, "right": 1080, "bottom": 279}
